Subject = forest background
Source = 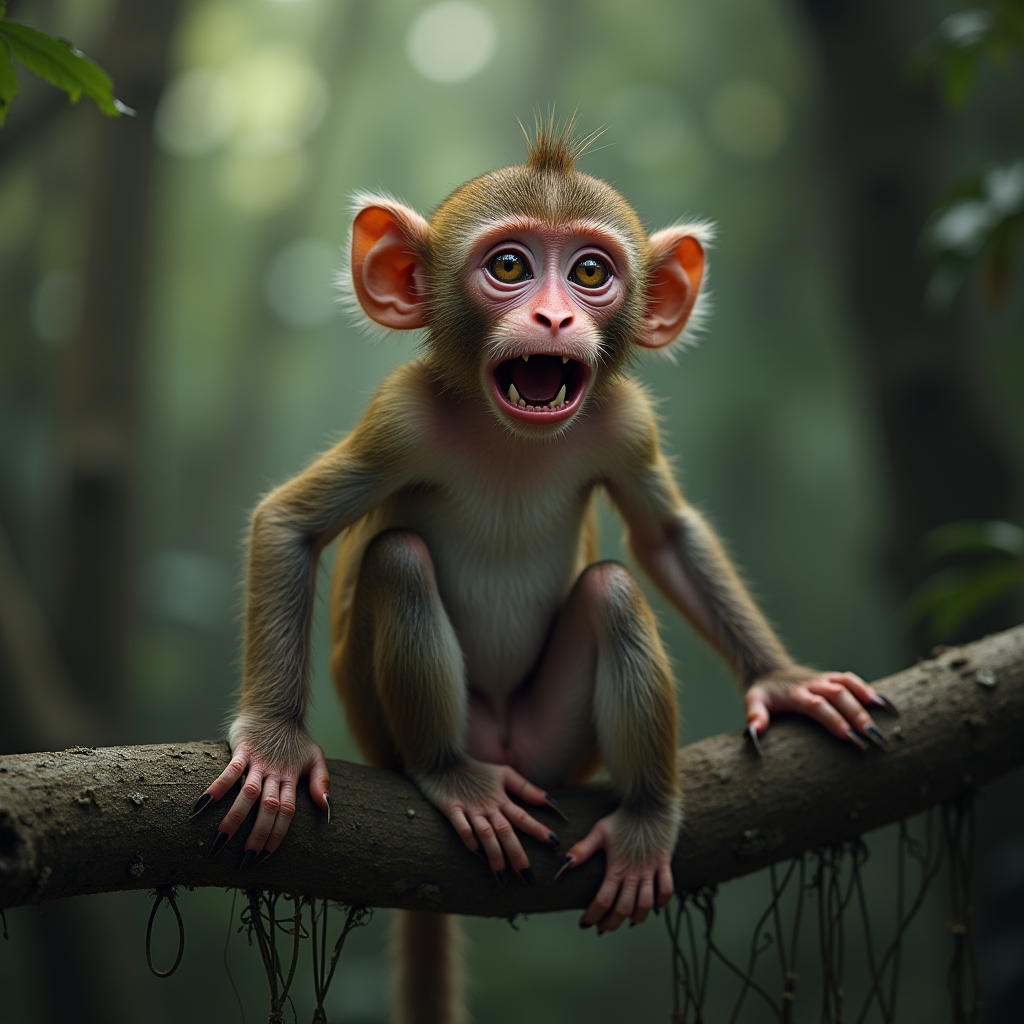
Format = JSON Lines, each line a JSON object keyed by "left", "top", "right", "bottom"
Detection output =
{"left": 0, "top": 0, "right": 1021, "bottom": 1021}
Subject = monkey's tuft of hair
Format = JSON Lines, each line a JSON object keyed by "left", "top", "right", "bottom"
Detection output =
{"left": 521, "top": 110, "right": 602, "bottom": 176}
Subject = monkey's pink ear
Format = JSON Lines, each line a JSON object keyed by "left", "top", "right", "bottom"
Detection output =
{"left": 350, "top": 201, "right": 431, "bottom": 329}
{"left": 639, "top": 227, "right": 706, "bottom": 349}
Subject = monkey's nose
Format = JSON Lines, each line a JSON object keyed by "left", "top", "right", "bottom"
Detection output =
{"left": 533, "top": 309, "right": 574, "bottom": 332}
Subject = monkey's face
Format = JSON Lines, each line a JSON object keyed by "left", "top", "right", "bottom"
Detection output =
{"left": 465, "top": 219, "right": 630, "bottom": 432}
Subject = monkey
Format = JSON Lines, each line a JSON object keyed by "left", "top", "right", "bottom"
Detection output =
{"left": 193, "top": 120, "right": 894, "bottom": 1024}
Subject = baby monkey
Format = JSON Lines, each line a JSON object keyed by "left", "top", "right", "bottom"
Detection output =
{"left": 196, "top": 122, "right": 891, "bottom": 1024}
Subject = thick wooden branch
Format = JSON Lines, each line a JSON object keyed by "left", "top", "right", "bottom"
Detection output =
{"left": 1, "top": 627, "right": 1022, "bottom": 915}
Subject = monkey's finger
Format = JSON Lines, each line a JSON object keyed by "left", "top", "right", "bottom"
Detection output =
{"left": 744, "top": 689, "right": 771, "bottom": 737}
{"left": 448, "top": 808, "right": 480, "bottom": 853}
{"left": 632, "top": 875, "right": 656, "bottom": 925}
{"left": 781, "top": 687, "right": 869, "bottom": 748}
{"left": 604, "top": 877, "right": 640, "bottom": 932}
{"left": 198, "top": 750, "right": 250, "bottom": 811}
{"left": 216, "top": 767, "right": 264, "bottom": 842}
{"left": 469, "top": 813, "right": 507, "bottom": 875}
{"left": 306, "top": 749, "right": 331, "bottom": 816}
{"left": 582, "top": 873, "right": 623, "bottom": 928}
{"left": 261, "top": 777, "right": 298, "bottom": 857}
{"left": 826, "top": 671, "right": 882, "bottom": 709}
{"left": 499, "top": 766, "right": 550, "bottom": 808}
{"left": 244, "top": 775, "right": 282, "bottom": 856}
{"left": 488, "top": 811, "right": 531, "bottom": 875}
{"left": 807, "top": 679, "right": 876, "bottom": 736}
{"left": 563, "top": 820, "right": 609, "bottom": 870}
{"left": 499, "top": 799, "right": 556, "bottom": 848}
{"left": 656, "top": 859, "right": 674, "bottom": 907}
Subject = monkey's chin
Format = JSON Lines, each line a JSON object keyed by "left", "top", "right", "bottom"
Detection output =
{"left": 488, "top": 355, "right": 591, "bottom": 429}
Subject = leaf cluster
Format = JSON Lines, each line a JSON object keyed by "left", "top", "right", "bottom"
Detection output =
{"left": 904, "top": 521, "right": 1024, "bottom": 641}
{"left": 0, "top": 4, "right": 132, "bottom": 129}
{"left": 911, "top": 1, "right": 1024, "bottom": 110}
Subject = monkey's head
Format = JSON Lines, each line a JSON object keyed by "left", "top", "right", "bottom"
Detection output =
{"left": 347, "top": 120, "right": 710, "bottom": 436}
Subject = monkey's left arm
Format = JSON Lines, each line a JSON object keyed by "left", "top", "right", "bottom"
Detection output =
{"left": 606, "top": 437, "right": 893, "bottom": 752}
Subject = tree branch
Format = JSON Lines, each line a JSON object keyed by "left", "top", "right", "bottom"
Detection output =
{"left": 1, "top": 626, "right": 1021, "bottom": 914}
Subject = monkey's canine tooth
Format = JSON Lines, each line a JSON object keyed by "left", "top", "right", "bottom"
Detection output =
{"left": 508, "top": 382, "right": 521, "bottom": 404}
{"left": 553, "top": 384, "right": 566, "bottom": 408}
{"left": 522, "top": 354, "right": 529, "bottom": 362}
{"left": 562, "top": 356, "right": 568, "bottom": 364}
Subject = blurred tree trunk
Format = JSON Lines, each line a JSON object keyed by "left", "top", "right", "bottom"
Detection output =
{"left": 799, "top": 3, "right": 1024, "bottom": 1020}
{"left": 35, "top": 3, "right": 183, "bottom": 1023}
{"left": 799, "top": 0, "right": 1019, "bottom": 642}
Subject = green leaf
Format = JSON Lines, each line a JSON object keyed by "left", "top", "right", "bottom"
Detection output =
{"left": 0, "top": 37, "right": 17, "bottom": 128}
{"left": 0, "top": 19, "right": 133, "bottom": 118}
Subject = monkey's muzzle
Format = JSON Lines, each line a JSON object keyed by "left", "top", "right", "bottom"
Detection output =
{"left": 491, "top": 355, "right": 591, "bottom": 425}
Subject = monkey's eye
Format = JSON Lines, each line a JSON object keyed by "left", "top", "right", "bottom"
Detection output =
{"left": 488, "top": 252, "right": 532, "bottom": 283}
{"left": 570, "top": 257, "right": 609, "bottom": 289}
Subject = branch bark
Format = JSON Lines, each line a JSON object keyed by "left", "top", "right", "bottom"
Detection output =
{"left": 2, "top": 626, "right": 1022, "bottom": 915}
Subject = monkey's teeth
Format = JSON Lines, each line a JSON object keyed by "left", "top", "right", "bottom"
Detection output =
{"left": 553, "top": 384, "right": 566, "bottom": 408}
{"left": 518, "top": 399, "right": 526, "bottom": 408}
{"left": 522, "top": 354, "right": 529, "bottom": 362}
{"left": 508, "top": 382, "right": 521, "bottom": 405}
{"left": 562, "top": 356, "right": 568, "bottom": 364}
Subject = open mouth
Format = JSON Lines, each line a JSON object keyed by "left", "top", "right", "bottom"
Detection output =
{"left": 490, "top": 354, "right": 591, "bottom": 424}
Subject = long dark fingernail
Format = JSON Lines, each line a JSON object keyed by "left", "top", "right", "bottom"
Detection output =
{"left": 846, "top": 728, "right": 869, "bottom": 751}
{"left": 494, "top": 869, "right": 508, "bottom": 888}
{"left": 874, "top": 695, "right": 900, "bottom": 716}
{"left": 746, "top": 723, "right": 763, "bottom": 757}
{"left": 522, "top": 867, "right": 536, "bottom": 887}
{"left": 190, "top": 793, "right": 212, "bottom": 818}
{"left": 324, "top": 795, "right": 331, "bottom": 826}
{"left": 255, "top": 850, "right": 273, "bottom": 867}
{"left": 239, "top": 849, "right": 257, "bottom": 872}
{"left": 544, "top": 794, "right": 569, "bottom": 821}
{"left": 554, "top": 855, "right": 574, "bottom": 881}
{"left": 547, "top": 831, "right": 561, "bottom": 847}
{"left": 863, "top": 724, "right": 891, "bottom": 750}
{"left": 210, "top": 830, "right": 230, "bottom": 857}
{"left": 578, "top": 918, "right": 593, "bottom": 929}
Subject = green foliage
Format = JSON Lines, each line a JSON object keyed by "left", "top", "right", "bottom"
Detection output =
{"left": 913, "top": 2, "right": 1024, "bottom": 311}
{"left": 0, "top": 5, "right": 133, "bottom": 128}
{"left": 912, "top": 2, "right": 1024, "bottom": 110}
{"left": 925, "top": 161, "right": 1024, "bottom": 310}
{"left": 904, "top": 521, "right": 1024, "bottom": 641}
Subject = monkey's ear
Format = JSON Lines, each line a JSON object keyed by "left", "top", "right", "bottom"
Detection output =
{"left": 639, "top": 226, "right": 708, "bottom": 349}
{"left": 350, "top": 198, "right": 430, "bottom": 330}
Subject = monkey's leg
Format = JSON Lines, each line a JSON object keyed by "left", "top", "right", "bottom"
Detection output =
{"left": 339, "top": 529, "right": 560, "bottom": 879}
{"left": 506, "top": 560, "right": 682, "bottom": 932}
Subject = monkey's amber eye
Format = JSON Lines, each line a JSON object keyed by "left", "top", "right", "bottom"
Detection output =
{"left": 488, "top": 252, "right": 532, "bottom": 283}
{"left": 570, "top": 257, "right": 609, "bottom": 289}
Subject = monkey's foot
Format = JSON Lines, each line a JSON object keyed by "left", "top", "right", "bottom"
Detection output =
{"left": 746, "top": 669, "right": 896, "bottom": 751}
{"left": 417, "top": 761, "right": 560, "bottom": 881}
{"left": 561, "top": 808, "right": 677, "bottom": 933}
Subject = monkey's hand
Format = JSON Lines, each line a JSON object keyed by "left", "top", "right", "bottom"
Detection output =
{"left": 413, "top": 760, "right": 560, "bottom": 882}
{"left": 745, "top": 666, "right": 896, "bottom": 753}
{"left": 562, "top": 799, "right": 681, "bottom": 933}
{"left": 193, "top": 720, "right": 331, "bottom": 864}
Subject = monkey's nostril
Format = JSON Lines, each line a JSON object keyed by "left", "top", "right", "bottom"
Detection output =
{"left": 534, "top": 311, "right": 552, "bottom": 328}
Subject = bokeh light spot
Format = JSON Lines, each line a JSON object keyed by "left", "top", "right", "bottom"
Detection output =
{"left": 708, "top": 80, "right": 788, "bottom": 162}
{"left": 155, "top": 69, "right": 238, "bottom": 158}
{"left": 219, "top": 140, "right": 308, "bottom": 215}
{"left": 406, "top": 3, "right": 497, "bottom": 84}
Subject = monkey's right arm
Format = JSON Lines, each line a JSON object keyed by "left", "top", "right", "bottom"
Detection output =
{"left": 195, "top": 382, "right": 421, "bottom": 864}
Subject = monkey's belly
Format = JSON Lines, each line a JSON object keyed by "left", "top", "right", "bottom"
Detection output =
{"left": 434, "top": 556, "right": 572, "bottom": 700}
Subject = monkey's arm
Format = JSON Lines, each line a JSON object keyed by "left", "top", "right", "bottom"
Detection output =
{"left": 605, "top": 437, "right": 890, "bottom": 750}
{"left": 196, "top": 379, "right": 423, "bottom": 861}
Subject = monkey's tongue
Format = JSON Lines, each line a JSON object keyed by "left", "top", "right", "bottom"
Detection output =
{"left": 509, "top": 357, "right": 563, "bottom": 403}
